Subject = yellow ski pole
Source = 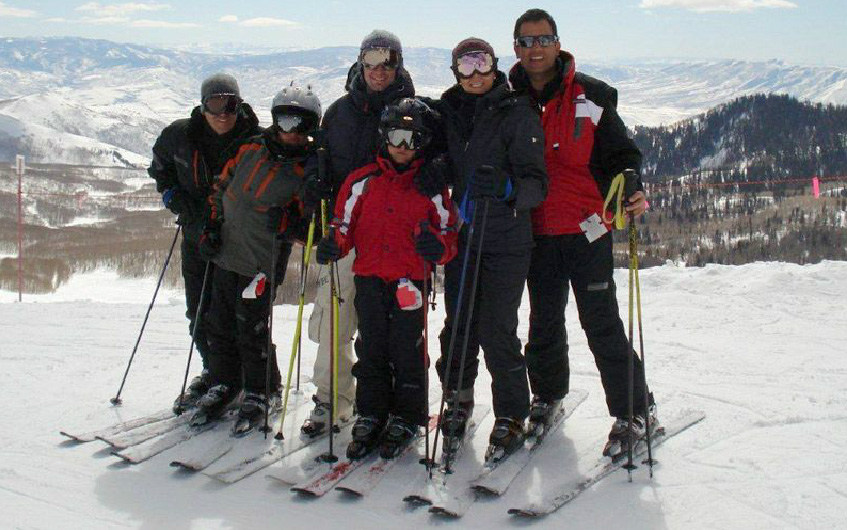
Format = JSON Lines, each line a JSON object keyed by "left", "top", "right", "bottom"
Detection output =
{"left": 275, "top": 214, "right": 316, "bottom": 440}
{"left": 319, "top": 198, "right": 340, "bottom": 462}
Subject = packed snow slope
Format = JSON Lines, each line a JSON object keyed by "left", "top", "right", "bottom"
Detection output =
{"left": 1, "top": 260, "right": 845, "bottom": 529}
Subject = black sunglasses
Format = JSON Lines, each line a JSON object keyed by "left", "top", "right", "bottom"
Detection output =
{"left": 514, "top": 35, "right": 559, "bottom": 48}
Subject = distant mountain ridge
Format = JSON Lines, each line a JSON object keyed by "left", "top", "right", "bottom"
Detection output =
{"left": 1, "top": 36, "right": 847, "bottom": 167}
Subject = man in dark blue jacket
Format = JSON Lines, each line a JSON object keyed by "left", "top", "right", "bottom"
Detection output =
{"left": 148, "top": 73, "right": 260, "bottom": 412}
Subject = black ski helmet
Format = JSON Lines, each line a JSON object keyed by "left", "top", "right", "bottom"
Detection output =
{"left": 378, "top": 98, "right": 433, "bottom": 149}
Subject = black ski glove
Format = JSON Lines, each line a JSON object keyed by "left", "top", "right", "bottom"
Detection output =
{"left": 315, "top": 236, "right": 341, "bottom": 264}
{"left": 301, "top": 172, "right": 330, "bottom": 217}
{"left": 414, "top": 156, "right": 448, "bottom": 198}
{"left": 266, "top": 206, "right": 285, "bottom": 234}
{"left": 198, "top": 223, "right": 222, "bottom": 261}
{"left": 470, "top": 165, "right": 513, "bottom": 201}
{"left": 162, "top": 188, "right": 197, "bottom": 218}
{"left": 414, "top": 229, "right": 445, "bottom": 263}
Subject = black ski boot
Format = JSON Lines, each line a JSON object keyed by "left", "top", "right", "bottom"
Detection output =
{"left": 379, "top": 416, "right": 419, "bottom": 459}
{"left": 346, "top": 416, "right": 385, "bottom": 460}
{"left": 440, "top": 389, "right": 474, "bottom": 455}
{"left": 232, "top": 391, "right": 280, "bottom": 437}
{"left": 527, "top": 395, "right": 563, "bottom": 438}
{"left": 173, "top": 370, "right": 210, "bottom": 414}
{"left": 485, "top": 417, "right": 526, "bottom": 464}
{"left": 602, "top": 403, "right": 658, "bottom": 460}
{"left": 189, "top": 384, "right": 237, "bottom": 427}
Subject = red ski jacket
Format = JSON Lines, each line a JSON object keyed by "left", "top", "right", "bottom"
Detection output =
{"left": 509, "top": 52, "right": 642, "bottom": 235}
{"left": 331, "top": 156, "right": 458, "bottom": 282}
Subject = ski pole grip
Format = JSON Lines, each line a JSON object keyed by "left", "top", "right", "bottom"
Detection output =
{"left": 623, "top": 169, "right": 639, "bottom": 202}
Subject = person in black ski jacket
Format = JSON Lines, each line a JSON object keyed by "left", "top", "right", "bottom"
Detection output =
{"left": 509, "top": 8, "right": 653, "bottom": 459}
{"left": 188, "top": 86, "right": 321, "bottom": 432}
{"left": 148, "top": 73, "right": 261, "bottom": 412}
{"left": 300, "top": 30, "right": 418, "bottom": 438}
{"left": 429, "top": 37, "right": 548, "bottom": 462}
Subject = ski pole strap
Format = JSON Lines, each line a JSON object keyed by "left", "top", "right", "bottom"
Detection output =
{"left": 602, "top": 172, "right": 627, "bottom": 230}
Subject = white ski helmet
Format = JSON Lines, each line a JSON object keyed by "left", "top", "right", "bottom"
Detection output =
{"left": 271, "top": 85, "right": 322, "bottom": 134}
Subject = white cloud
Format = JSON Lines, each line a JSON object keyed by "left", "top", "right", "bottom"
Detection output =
{"left": 219, "top": 14, "right": 238, "bottom": 23}
{"left": 130, "top": 19, "right": 199, "bottom": 28}
{"left": 45, "top": 17, "right": 67, "bottom": 22}
{"left": 639, "top": 0, "right": 798, "bottom": 12}
{"left": 75, "top": 2, "right": 171, "bottom": 16}
{"left": 239, "top": 17, "right": 298, "bottom": 27}
{"left": 80, "top": 16, "right": 130, "bottom": 25}
{"left": 0, "top": 2, "right": 37, "bottom": 17}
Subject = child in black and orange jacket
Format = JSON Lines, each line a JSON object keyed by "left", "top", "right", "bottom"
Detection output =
{"left": 316, "top": 98, "right": 458, "bottom": 459}
{"left": 189, "top": 86, "right": 321, "bottom": 435}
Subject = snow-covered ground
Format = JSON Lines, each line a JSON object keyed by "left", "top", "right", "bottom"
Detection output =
{"left": 1, "top": 261, "right": 845, "bottom": 529}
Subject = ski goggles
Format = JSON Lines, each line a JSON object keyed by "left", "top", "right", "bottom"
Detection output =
{"left": 385, "top": 128, "right": 429, "bottom": 150}
{"left": 514, "top": 34, "right": 560, "bottom": 48}
{"left": 276, "top": 114, "right": 310, "bottom": 134}
{"left": 454, "top": 51, "right": 496, "bottom": 79}
{"left": 361, "top": 47, "right": 400, "bottom": 70}
{"left": 202, "top": 95, "right": 242, "bottom": 115}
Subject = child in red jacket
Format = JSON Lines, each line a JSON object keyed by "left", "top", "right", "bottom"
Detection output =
{"left": 316, "top": 98, "right": 457, "bottom": 460}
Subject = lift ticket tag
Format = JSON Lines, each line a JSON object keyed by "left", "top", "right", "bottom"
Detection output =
{"left": 396, "top": 278, "right": 423, "bottom": 311}
{"left": 579, "top": 213, "right": 608, "bottom": 243}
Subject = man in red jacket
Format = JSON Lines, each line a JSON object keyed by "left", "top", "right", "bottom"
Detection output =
{"left": 509, "top": 8, "right": 654, "bottom": 458}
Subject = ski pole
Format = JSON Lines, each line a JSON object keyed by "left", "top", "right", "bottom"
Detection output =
{"left": 417, "top": 221, "right": 434, "bottom": 467}
{"left": 276, "top": 213, "right": 317, "bottom": 440}
{"left": 111, "top": 225, "right": 181, "bottom": 406}
{"left": 296, "top": 244, "right": 306, "bottom": 393}
{"left": 429, "top": 204, "right": 478, "bottom": 476}
{"left": 318, "top": 201, "right": 339, "bottom": 463}
{"left": 175, "top": 259, "right": 212, "bottom": 415}
{"left": 263, "top": 236, "right": 279, "bottom": 438}
{"left": 631, "top": 213, "right": 655, "bottom": 475}
{"left": 624, "top": 220, "right": 637, "bottom": 480}
{"left": 442, "top": 198, "right": 489, "bottom": 474}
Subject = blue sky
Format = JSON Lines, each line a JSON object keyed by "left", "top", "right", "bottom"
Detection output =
{"left": 1, "top": 1, "right": 845, "bottom": 66}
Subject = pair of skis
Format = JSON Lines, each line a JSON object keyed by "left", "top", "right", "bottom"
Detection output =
{"left": 277, "top": 408, "right": 442, "bottom": 497}
{"left": 405, "top": 390, "right": 588, "bottom": 517}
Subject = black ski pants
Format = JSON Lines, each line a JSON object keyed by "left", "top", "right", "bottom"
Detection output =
{"left": 204, "top": 244, "right": 290, "bottom": 394}
{"left": 525, "top": 232, "right": 648, "bottom": 418}
{"left": 437, "top": 238, "right": 531, "bottom": 421}
{"left": 181, "top": 223, "right": 213, "bottom": 368}
{"left": 353, "top": 276, "right": 429, "bottom": 426}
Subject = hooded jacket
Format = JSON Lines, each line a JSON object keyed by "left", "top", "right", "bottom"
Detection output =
{"left": 509, "top": 52, "right": 642, "bottom": 236}
{"left": 331, "top": 154, "right": 457, "bottom": 282}
{"left": 207, "top": 129, "right": 312, "bottom": 278}
{"left": 433, "top": 72, "right": 548, "bottom": 252}
{"left": 148, "top": 104, "right": 261, "bottom": 231}
{"left": 321, "top": 63, "right": 416, "bottom": 201}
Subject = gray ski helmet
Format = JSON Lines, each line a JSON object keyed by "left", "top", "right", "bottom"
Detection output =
{"left": 271, "top": 85, "right": 322, "bottom": 133}
{"left": 201, "top": 73, "right": 240, "bottom": 101}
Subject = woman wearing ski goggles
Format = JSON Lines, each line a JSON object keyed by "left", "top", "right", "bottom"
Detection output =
{"left": 451, "top": 50, "right": 497, "bottom": 79}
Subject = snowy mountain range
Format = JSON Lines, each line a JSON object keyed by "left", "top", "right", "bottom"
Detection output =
{"left": 1, "top": 36, "right": 847, "bottom": 167}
